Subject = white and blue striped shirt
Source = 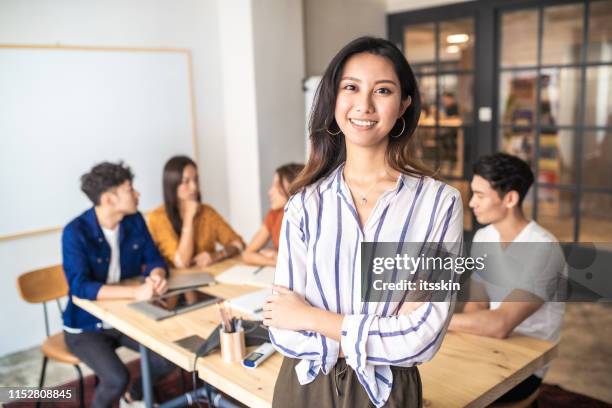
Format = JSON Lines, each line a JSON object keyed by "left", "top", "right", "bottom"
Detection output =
{"left": 269, "top": 163, "right": 464, "bottom": 407}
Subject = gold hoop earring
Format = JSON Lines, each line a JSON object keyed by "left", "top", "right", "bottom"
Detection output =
{"left": 326, "top": 121, "right": 342, "bottom": 136}
{"left": 390, "top": 117, "right": 406, "bottom": 138}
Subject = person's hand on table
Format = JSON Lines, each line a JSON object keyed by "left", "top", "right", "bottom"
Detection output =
{"left": 134, "top": 280, "right": 155, "bottom": 300}
{"left": 262, "top": 285, "right": 313, "bottom": 331}
{"left": 147, "top": 268, "right": 168, "bottom": 296}
{"left": 194, "top": 251, "right": 213, "bottom": 267}
{"left": 259, "top": 248, "right": 277, "bottom": 261}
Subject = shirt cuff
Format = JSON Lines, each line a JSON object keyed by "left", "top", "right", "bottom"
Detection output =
{"left": 83, "top": 281, "right": 104, "bottom": 300}
{"left": 143, "top": 261, "right": 167, "bottom": 277}
{"left": 341, "top": 314, "right": 374, "bottom": 370}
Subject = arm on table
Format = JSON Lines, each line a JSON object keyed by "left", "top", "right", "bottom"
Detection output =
{"left": 62, "top": 227, "right": 156, "bottom": 301}
{"left": 461, "top": 279, "right": 490, "bottom": 312}
{"left": 243, "top": 225, "right": 276, "bottom": 267}
{"left": 449, "top": 289, "right": 543, "bottom": 338}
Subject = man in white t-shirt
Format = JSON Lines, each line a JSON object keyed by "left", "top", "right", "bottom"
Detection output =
{"left": 449, "top": 153, "right": 565, "bottom": 403}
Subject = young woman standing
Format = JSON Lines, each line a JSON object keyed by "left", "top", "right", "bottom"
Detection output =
{"left": 263, "top": 37, "right": 464, "bottom": 407}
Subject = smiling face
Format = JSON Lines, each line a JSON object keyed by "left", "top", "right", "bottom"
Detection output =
{"left": 334, "top": 52, "right": 410, "bottom": 148}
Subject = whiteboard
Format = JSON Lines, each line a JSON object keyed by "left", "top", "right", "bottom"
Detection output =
{"left": 0, "top": 46, "right": 197, "bottom": 239}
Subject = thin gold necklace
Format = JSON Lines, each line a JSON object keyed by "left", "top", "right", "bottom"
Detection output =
{"left": 343, "top": 170, "right": 391, "bottom": 206}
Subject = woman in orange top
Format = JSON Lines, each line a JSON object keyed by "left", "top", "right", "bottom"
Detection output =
{"left": 243, "top": 163, "right": 304, "bottom": 267}
{"left": 148, "top": 156, "right": 244, "bottom": 268}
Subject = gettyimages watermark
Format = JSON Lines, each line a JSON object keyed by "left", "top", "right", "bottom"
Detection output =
{"left": 360, "top": 241, "right": 612, "bottom": 303}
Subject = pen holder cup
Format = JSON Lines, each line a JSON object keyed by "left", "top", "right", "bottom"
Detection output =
{"left": 219, "top": 327, "right": 246, "bottom": 363}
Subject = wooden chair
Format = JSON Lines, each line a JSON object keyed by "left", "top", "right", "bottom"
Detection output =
{"left": 17, "top": 265, "right": 85, "bottom": 408}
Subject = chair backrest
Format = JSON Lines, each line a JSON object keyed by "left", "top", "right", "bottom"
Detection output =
{"left": 17, "top": 265, "right": 68, "bottom": 304}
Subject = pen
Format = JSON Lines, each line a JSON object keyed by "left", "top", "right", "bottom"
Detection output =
{"left": 217, "top": 301, "right": 233, "bottom": 332}
{"left": 253, "top": 266, "right": 264, "bottom": 275}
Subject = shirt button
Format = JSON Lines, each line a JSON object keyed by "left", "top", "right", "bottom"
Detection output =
{"left": 98, "top": 238, "right": 103, "bottom": 243}
{"left": 97, "top": 258, "right": 102, "bottom": 263}
{"left": 133, "top": 244, "right": 139, "bottom": 250}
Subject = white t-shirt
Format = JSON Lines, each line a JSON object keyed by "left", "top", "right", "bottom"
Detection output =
{"left": 102, "top": 226, "right": 121, "bottom": 284}
{"left": 101, "top": 226, "right": 121, "bottom": 329}
{"left": 471, "top": 221, "right": 565, "bottom": 378}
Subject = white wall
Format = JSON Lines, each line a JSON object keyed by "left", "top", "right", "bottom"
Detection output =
{"left": 252, "top": 0, "right": 306, "bottom": 214}
{"left": 386, "top": 0, "right": 470, "bottom": 14}
{"left": 217, "top": 1, "right": 262, "bottom": 240}
{"left": 304, "top": 0, "right": 387, "bottom": 77}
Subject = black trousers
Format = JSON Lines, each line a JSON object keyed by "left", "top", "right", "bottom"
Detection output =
{"left": 495, "top": 375, "right": 542, "bottom": 403}
{"left": 64, "top": 328, "right": 175, "bottom": 408}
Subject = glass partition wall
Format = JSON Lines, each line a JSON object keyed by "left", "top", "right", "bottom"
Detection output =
{"left": 498, "top": 0, "right": 612, "bottom": 242}
{"left": 390, "top": 0, "right": 612, "bottom": 242}
{"left": 403, "top": 17, "right": 476, "bottom": 231}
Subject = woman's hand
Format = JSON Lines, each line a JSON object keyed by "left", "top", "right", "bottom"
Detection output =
{"left": 181, "top": 199, "right": 200, "bottom": 222}
{"left": 398, "top": 301, "right": 425, "bottom": 315}
{"left": 262, "top": 285, "right": 314, "bottom": 331}
{"left": 193, "top": 251, "right": 213, "bottom": 267}
{"left": 259, "top": 248, "right": 277, "bottom": 260}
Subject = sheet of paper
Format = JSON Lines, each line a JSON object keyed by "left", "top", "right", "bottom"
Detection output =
{"left": 228, "top": 288, "right": 271, "bottom": 320}
{"left": 215, "top": 265, "right": 275, "bottom": 287}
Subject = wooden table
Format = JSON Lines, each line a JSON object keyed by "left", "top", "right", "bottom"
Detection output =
{"left": 73, "top": 259, "right": 557, "bottom": 408}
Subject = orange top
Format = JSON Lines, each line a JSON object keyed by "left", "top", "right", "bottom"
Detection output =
{"left": 147, "top": 204, "right": 244, "bottom": 267}
{"left": 263, "top": 208, "right": 284, "bottom": 250}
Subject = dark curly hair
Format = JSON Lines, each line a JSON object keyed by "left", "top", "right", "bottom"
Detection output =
{"left": 473, "top": 153, "right": 534, "bottom": 204}
{"left": 81, "top": 161, "right": 134, "bottom": 205}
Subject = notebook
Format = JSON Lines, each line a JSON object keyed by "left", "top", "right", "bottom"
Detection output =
{"left": 167, "top": 272, "right": 215, "bottom": 290}
{"left": 228, "top": 288, "right": 271, "bottom": 320}
{"left": 215, "top": 265, "right": 275, "bottom": 288}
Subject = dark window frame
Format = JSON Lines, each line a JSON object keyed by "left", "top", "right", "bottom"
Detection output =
{"left": 389, "top": 0, "right": 612, "bottom": 242}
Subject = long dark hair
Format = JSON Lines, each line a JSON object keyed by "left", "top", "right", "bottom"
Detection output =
{"left": 162, "top": 155, "right": 201, "bottom": 235}
{"left": 290, "top": 36, "right": 433, "bottom": 195}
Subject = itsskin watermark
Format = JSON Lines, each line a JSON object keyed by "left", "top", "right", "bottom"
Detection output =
{"left": 370, "top": 253, "right": 486, "bottom": 291}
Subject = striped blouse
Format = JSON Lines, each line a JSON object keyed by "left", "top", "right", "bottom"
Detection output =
{"left": 269, "top": 163, "right": 464, "bottom": 407}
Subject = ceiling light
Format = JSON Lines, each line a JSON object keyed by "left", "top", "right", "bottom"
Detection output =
{"left": 447, "top": 33, "right": 469, "bottom": 44}
{"left": 446, "top": 45, "right": 460, "bottom": 54}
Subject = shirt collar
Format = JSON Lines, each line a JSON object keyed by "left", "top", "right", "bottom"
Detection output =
{"left": 334, "top": 163, "right": 407, "bottom": 198}
{"left": 83, "top": 207, "right": 126, "bottom": 243}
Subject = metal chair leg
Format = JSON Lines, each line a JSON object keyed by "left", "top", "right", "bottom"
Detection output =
{"left": 179, "top": 368, "right": 187, "bottom": 394}
{"left": 35, "top": 356, "right": 48, "bottom": 408}
{"left": 73, "top": 364, "right": 85, "bottom": 408}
